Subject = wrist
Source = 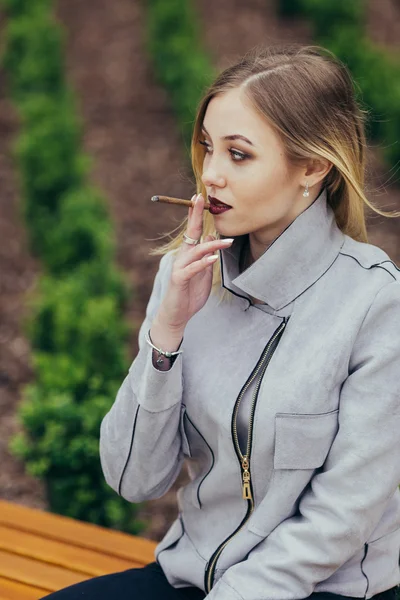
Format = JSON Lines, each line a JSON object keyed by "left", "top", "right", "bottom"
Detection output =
{"left": 148, "top": 320, "right": 184, "bottom": 371}
{"left": 151, "top": 312, "right": 186, "bottom": 347}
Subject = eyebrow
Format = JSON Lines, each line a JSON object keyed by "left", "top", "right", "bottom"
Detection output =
{"left": 201, "top": 125, "right": 254, "bottom": 147}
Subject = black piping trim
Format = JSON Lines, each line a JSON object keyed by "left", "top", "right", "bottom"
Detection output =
{"left": 219, "top": 187, "right": 338, "bottom": 312}
{"left": 339, "top": 252, "right": 399, "bottom": 281}
{"left": 273, "top": 250, "right": 342, "bottom": 311}
{"left": 118, "top": 404, "right": 140, "bottom": 496}
{"left": 184, "top": 412, "right": 215, "bottom": 509}
{"left": 374, "top": 259, "right": 400, "bottom": 272}
{"left": 226, "top": 251, "right": 343, "bottom": 309}
{"left": 219, "top": 248, "right": 253, "bottom": 310}
{"left": 361, "top": 542, "right": 370, "bottom": 600}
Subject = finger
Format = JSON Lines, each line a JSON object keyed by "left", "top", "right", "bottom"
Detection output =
{"left": 185, "top": 193, "right": 204, "bottom": 243}
{"left": 204, "top": 235, "right": 215, "bottom": 259}
{"left": 175, "top": 253, "right": 219, "bottom": 284}
{"left": 183, "top": 194, "right": 199, "bottom": 250}
{"left": 178, "top": 238, "right": 232, "bottom": 268}
{"left": 188, "top": 193, "right": 196, "bottom": 220}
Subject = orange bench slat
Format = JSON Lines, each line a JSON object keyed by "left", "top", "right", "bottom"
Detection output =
{"left": 0, "top": 549, "right": 88, "bottom": 593}
{"left": 0, "top": 576, "right": 47, "bottom": 600}
{"left": 0, "top": 524, "right": 139, "bottom": 577}
{"left": 0, "top": 500, "right": 156, "bottom": 565}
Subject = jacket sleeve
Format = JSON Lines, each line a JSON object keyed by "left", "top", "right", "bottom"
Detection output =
{"left": 205, "top": 280, "right": 400, "bottom": 600}
{"left": 100, "top": 250, "right": 186, "bottom": 503}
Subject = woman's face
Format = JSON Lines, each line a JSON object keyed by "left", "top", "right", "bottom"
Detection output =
{"left": 200, "top": 88, "right": 316, "bottom": 249}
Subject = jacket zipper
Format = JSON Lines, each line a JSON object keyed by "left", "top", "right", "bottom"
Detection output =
{"left": 204, "top": 318, "right": 288, "bottom": 593}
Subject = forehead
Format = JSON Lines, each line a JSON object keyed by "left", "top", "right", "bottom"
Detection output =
{"left": 202, "top": 88, "right": 276, "bottom": 147}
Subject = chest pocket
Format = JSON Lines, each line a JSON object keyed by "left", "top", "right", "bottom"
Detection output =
{"left": 248, "top": 409, "right": 340, "bottom": 538}
{"left": 274, "top": 409, "right": 339, "bottom": 470}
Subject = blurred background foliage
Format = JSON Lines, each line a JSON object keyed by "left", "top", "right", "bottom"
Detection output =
{"left": 279, "top": 0, "right": 400, "bottom": 167}
{"left": 1, "top": 0, "right": 140, "bottom": 533}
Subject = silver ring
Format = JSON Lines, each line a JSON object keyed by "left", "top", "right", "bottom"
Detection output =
{"left": 183, "top": 233, "right": 200, "bottom": 245}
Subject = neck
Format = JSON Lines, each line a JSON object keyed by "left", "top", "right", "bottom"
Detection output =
{"left": 239, "top": 236, "right": 255, "bottom": 272}
{"left": 240, "top": 235, "right": 270, "bottom": 273}
{"left": 240, "top": 186, "right": 325, "bottom": 271}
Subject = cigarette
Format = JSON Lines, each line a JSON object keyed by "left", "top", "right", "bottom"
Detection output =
{"left": 151, "top": 195, "right": 211, "bottom": 211}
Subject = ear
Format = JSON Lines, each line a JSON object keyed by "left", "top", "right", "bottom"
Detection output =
{"left": 303, "top": 158, "right": 333, "bottom": 187}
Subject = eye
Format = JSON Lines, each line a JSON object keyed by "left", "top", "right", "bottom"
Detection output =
{"left": 198, "top": 140, "right": 249, "bottom": 163}
{"left": 230, "top": 149, "right": 248, "bottom": 161}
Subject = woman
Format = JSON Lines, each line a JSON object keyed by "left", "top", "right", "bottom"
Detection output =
{"left": 42, "top": 44, "right": 400, "bottom": 600}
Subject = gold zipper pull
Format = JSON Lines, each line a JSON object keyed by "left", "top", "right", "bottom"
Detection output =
{"left": 241, "top": 456, "right": 252, "bottom": 501}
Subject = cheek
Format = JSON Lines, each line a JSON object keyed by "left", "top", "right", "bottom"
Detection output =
{"left": 233, "top": 164, "right": 276, "bottom": 200}
{"left": 233, "top": 162, "right": 266, "bottom": 182}
{"left": 237, "top": 180, "right": 294, "bottom": 223}
{"left": 244, "top": 157, "right": 286, "bottom": 183}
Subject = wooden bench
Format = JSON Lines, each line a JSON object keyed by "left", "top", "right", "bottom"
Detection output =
{"left": 0, "top": 500, "right": 157, "bottom": 599}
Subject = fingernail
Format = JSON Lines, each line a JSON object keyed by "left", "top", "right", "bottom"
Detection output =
{"left": 221, "top": 238, "right": 234, "bottom": 244}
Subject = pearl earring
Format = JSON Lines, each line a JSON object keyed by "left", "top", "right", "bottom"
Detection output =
{"left": 303, "top": 182, "right": 309, "bottom": 197}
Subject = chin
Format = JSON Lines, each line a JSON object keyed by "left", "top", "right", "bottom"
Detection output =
{"left": 215, "top": 224, "right": 238, "bottom": 237}
{"left": 215, "top": 223, "right": 248, "bottom": 239}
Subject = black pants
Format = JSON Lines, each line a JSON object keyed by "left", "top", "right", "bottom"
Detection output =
{"left": 40, "top": 561, "right": 399, "bottom": 600}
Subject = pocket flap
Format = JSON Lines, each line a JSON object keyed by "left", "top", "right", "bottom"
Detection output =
{"left": 274, "top": 410, "right": 339, "bottom": 470}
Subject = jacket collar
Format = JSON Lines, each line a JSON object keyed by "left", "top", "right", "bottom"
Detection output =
{"left": 219, "top": 187, "right": 345, "bottom": 311}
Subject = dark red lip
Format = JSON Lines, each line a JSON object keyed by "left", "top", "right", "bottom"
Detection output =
{"left": 208, "top": 196, "right": 232, "bottom": 208}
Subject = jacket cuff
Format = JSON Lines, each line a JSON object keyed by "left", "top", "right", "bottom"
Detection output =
{"left": 128, "top": 340, "right": 183, "bottom": 413}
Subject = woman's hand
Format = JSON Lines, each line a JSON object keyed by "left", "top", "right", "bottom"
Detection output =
{"left": 155, "top": 193, "right": 233, "bottom": 332}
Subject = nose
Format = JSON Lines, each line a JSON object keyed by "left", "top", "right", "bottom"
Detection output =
{"left": 201, "top": 160, "right": 226, "bottom": 189}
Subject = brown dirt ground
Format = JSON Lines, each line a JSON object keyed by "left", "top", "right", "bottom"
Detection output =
{"left": 0, "top": 0, "right": 399, "bottom": 543}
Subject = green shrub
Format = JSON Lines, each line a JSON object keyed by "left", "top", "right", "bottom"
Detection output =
{"left": 35, "top": 186, "right": 115, "bottom": 273}
{"left": 298, "top": 0, "right": 365, "bottom": 30}
{"left": 2, "top": 8, "right": 65, "bottom": 100}
{"left": 146, "top": 0, "right": 216, "bottom": 147}
{"left": 1, "top": 0, "right": 143, "bottom": 533}
{"left": 9, "top": 260, "right": 136, "bottom": 529}
{"left": 11, "top": 385, "right": 142, "bottom": 531}
{"left": 27, "top": 270, "right": 129, "bottom": 380}
{"left": 14, "top": 94, "right": 88, "bottom": 240}
{"left": 1, "top": 0, "right": 52, "bottom": 15}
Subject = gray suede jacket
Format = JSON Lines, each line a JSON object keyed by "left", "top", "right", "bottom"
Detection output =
{"left": 100, "top": 187, "right": 400, "bottom": 600}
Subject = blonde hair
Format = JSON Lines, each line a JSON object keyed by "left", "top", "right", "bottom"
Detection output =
{"left": 149, "top": 43, "right": 399, "bottom": 302}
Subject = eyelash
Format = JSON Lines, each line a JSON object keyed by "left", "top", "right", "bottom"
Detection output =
{"left": 198, "top": 140, "right": 250, "bottom": 163}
